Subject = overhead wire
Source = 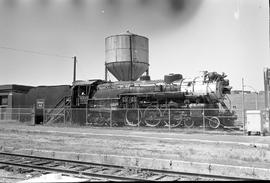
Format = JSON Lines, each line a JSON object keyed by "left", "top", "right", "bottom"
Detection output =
{"left": 0, "top": 46, "right": 77, "bottom": 85}
{"left": 0, "top": 46, "right": 72, "bottom": 59}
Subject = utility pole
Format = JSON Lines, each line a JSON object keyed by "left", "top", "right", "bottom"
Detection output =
{"left": 245, "top": 84, "right": 259, "bottom": 110}
{"left": 241, "top": 78, "right": 245, "bottom": 134}
{"left": 73, "top": 56, "right": 77, "bottom": 83}
{"left": 255, "top": 92, "right": 258, "bottom": 110}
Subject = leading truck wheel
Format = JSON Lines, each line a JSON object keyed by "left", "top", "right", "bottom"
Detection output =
{"left": 208, "top": 117, "right": 220, "bottom": 129}
{"left": 125, "top": 109, "right": 142, "bottom": 127}
{"left": 144, "top": 107, "right": 162, "bottom": 127}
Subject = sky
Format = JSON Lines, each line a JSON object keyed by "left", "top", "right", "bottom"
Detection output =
{"left": 0, "top": 0, "right": 269, "bottom": 91}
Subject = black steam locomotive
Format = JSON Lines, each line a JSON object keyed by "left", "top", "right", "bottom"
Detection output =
{"left": 70, "top": 71, "right": 237, "bottom": 128}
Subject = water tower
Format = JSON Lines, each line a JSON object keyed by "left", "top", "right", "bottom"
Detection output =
{"left": 105, "top": 32, "right": 149, "bottom": 81}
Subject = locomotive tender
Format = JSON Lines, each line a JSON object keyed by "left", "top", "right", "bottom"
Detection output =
{"left": 70, "top": 32, "right": 236, "bottom": 128}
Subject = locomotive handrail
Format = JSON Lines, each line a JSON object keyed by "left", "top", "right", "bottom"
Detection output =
{"left": 206, "top": 84, "right": 218, "bottom": 97}
{"left": 52, "top": 95, "right": 71, "bottom": 109}
{"left": 206, "top": 85, "right": 230, "bottom": 111}
{"left": 45, "top": 95, "right": 71, "bottom": 123}
{"left": 225, "top": 94, "right": 232, "bottom": 110}
{"left": 89, "top": 97, "right": 119, "bottom": 101}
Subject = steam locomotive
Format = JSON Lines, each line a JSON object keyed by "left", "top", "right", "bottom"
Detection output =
{"left": 70, "top": 71, "right": 237, "bottom": 128}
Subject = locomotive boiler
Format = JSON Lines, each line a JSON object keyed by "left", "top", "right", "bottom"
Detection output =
{"left": 70, "top": 32, "right": 236, "bottom": 128}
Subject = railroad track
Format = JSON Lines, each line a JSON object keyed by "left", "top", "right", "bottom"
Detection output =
{"left": 0, "top": 152, "right": 258, "bottom": 181}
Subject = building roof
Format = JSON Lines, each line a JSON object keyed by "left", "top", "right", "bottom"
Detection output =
{"left": 0, "top": 84, "right": 34, "bottom": 93}
{"left": 72, "top": 79, "right": 104, "bottom": 86}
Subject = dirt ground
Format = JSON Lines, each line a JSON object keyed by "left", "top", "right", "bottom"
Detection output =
{"left": 0, "top": 169, "right": 27, "bottom": 183}
{"left": 0, "top": 121, "right": 270, "bottom": 170}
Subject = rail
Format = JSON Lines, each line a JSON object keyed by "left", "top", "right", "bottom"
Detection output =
{"left": 0, "top": 152, "right": 259, "bottom": 181}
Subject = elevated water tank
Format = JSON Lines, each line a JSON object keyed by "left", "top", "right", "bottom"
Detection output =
{"left": 105, "top": 32, "right": 149, "bottom": 81}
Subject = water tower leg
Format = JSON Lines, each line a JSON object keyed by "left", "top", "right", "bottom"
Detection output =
{"left": 105, "top": 64, "right": 108, "bottom": 81}
{"left": 146, "top": 69, "right": 149, "bottom": 76}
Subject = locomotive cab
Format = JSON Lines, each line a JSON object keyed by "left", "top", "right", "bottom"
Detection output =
{"left": 71, "top": 80, "right": 106, "bottom": 108}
